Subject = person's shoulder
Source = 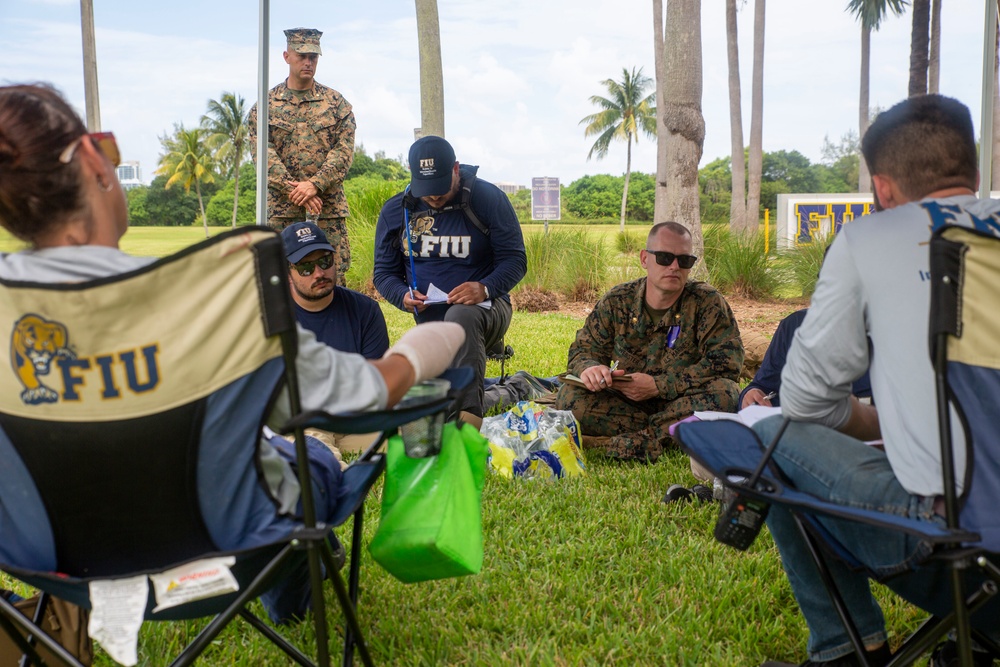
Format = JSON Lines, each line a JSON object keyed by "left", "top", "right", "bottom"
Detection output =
{"left": 312, "top": 82, "right": 351, "bottom": 105}
{"left": 600, "top": 278, "right": 643, "bottom": 304}
{"left": 685, "top": 280, "right": 723, "bottom": 299}
{"left": 378, "top": 190, "right": 406, "bottom": 216}
{"left": 336, "top": 285, "right": 380, "bottom": 309}
{"left": 269, "top": 81, "right": 292, "bottom": 100}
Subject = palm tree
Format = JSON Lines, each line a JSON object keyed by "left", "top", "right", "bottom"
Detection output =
{"left": 202, "top": 92, "right": 248, "bottom": 229}
{"left": 415, "top": 0, "right": 445, "bottom": 138}
{"left": 848, "top": 0, "right": 907, "bottom": 192}
{"left": 653, "top": 0, "right": 669, "bottom": 223}
{"left": 157, "top": 126, "right": 216, "bottom": 237}
{"left": 745, "top": 0, "right": 766, "bottom": 231}
{"left": 928, "top": 0, "right": 942, "bottom": 93}
{"left": 660, "top": 0, "right": 706, "bottom": 268}
{"left": 726, "top": 0, "right": 747, "bottom": 232}
{"left": 909, "top": 0, "right": 930, "bottom": 96}
{"left": 580, "top": 67, "right": 657, "bottom": 232}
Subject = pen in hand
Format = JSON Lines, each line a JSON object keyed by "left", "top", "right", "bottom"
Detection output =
{"left": 761, "top": 391, "right": 777, "bottom": 401}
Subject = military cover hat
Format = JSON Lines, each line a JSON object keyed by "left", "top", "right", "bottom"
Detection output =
{"left": 284, "top": 28, "right": 323, "bottom": 55}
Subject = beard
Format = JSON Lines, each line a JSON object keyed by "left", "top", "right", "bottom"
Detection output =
{"left": 293, "top": 278, "right": 334, "bottom": 302}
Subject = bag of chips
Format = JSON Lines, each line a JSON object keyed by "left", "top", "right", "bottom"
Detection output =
{"left": 481, "top": 401, "right": 586, "bottom": 480}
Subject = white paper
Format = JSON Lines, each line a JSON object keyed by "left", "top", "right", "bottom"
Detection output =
{"left": 88, "top": 576, "right": 148, "bottom": 666}
{"left": 424, "top": 282, "right": 492, "bottom": 309}
{"left": 150, "top": 556, "right": 239, "bottom": 612}
{"left": 693, "top": 405, "right": 782, "bottom": 428}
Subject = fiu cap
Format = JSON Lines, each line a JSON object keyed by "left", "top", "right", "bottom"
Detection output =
{"left": 407, "top": 136, "right": 456, "bottom": 198}
{"left": 282, "top": 221, "right": 334, "bottom": 264}
{"left": 284, "top": 28, "right": 323, "bottom": 55}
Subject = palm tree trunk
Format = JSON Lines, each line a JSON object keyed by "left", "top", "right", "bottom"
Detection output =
{"left": 415, "top": 0, "right": 445, "bottom": 138}
{"left": 230, "top": 155, "right": 241, "bottom": 229}
{"left": 992, "top": 9, "right": 1000, "bottom": 192}
{"left": 909, "top": 0, "right": 930, "bottom": 97}
{"left": 620, "top": 138, "right": 632, "bottom": 232}
{"left": 662, "top": 0, "right": 706, "bottom": 270}
{"left": 726, "top": 0, "right": 747, "bottom": 233}
{"left": 745, "top": 0, "right": 766, "bottom": 231}
{"left": 859, "top": 25, "right": 871, "bottom": 193}
{"left": 196, "top": 180, "right": 208, "bottom": 238}
{"left": 652, "top": 0, "right": 669, "bottom": 224}
{"left": 928, "top": 0, "right": 942, "bottom": 93}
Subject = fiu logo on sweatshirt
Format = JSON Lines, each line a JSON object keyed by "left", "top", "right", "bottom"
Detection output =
{"left": 11, "top": 313, "right": 160, "bottom": 406}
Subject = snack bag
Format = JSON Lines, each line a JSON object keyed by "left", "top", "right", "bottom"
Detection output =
{"left": 481, "top": 401, "right": 586, "bottom": 479}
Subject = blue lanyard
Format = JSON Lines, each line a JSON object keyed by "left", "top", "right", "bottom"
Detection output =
{"left": 402, "top": 187, "right": 421, "bottom": 321}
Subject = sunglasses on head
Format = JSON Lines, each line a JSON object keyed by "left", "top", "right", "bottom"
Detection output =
{"left": 646, "top": 249, "right": 698, "bottom": 269}
{"left": 291, "top": 253, "right": 334, "bottom": 276}
{"left": 59, "top": 132, "right": 121, "bottom": 167}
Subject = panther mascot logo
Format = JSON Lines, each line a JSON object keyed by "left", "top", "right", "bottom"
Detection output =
{"left": 402, "top": 214, "right": 436, "bottom": 255}
{"left": 10, "top": 314, "right": 75, "bottom": 405}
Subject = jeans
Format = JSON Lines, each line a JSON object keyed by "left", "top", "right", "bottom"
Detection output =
{"left": 752, "top": 416, "right": 1000, "bottom": 662}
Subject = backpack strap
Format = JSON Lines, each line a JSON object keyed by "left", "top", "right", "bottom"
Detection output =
{"left": 401, "top": 165, "right": 490, "bottom": 237}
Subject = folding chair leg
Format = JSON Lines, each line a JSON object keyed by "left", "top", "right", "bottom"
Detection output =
{"left": 326, "top": 565, "right": 374, "bottom": 667}
{"left": 343, "top": 505, "right": 366, "bottom": 667}
{"left": 307, "top": 542, "right": 333, "bottom": 667}
{"left": 238, "top": 610, "right": 317, "bottom": 667}
{"left": 793, "top": 516, "right": 876, "bottom": 666}
{"left": 0, "top": 595, "right": 85, "bottom": 667}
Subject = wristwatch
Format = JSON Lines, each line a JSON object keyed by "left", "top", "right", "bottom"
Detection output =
{"left": 482, "top": 284, "right": 490, "bottom": 299}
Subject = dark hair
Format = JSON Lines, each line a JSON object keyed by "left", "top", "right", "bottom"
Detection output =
{"left": 861, "top": 94, "right": 977, "bottom": 200}
{"left": 648, "top": 221, "right": 692, "bottom": 243}
{"left": 0, "top": 83, "right": 88, "bottom": 244}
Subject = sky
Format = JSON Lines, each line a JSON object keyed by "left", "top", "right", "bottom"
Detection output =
{"left": 0, "top": 0, "right": 994, "bottom": 188}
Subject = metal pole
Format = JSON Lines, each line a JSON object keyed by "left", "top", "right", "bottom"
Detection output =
{"left": 79, "top": 0, "right": 101, "bottom": 132}
{"left": 979, "top": 0, "right": 998, "bottom": 197}
{"left": 256, "top": 0, "right": 270, "bottom": 226}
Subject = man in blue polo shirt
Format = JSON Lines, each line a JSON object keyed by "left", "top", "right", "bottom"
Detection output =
{"left": 283, "top": 221, "right": 389, "bottom": 359}
{"left": 374, "top": 136, "right": 526, "bottom": 427}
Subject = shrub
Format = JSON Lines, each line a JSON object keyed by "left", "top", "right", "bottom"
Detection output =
{"left": 616, "top": 229, "right": 644, "bottom": 254}
{"left": 343, "top": 178, "right": 407, "bottom": 295}
{"left": 521, "top": 228, "right": 614, "bottom": 301}
{"left": 703, "top": 226, "right": 783, "bottom": 299}
{"left": 778, "top": 236, "right": 833, "bottom": 299}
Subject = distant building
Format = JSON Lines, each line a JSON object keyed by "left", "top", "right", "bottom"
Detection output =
{"left": 495, "top": 181, "right": 526, "bottom": 195}
{"left": 116, "top": 161, "right": 143, "bottom": 190}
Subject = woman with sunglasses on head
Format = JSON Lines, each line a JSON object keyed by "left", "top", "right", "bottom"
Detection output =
{"left": 0, "top": 83, "right": 465, "bottom": 624}
{"left": 554, "top": 221, "right": 744, "bottom": 463}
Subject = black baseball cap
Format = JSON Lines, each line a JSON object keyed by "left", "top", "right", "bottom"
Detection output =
{"left": 282, "top": 221, "right": 334, "bottom": 264}
{"left": 408, "top": 136, "right": 456, "bottom": 198}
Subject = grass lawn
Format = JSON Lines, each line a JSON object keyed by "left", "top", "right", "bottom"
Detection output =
{"left": 1, "top": 227, "right": 930, "bottom": 665}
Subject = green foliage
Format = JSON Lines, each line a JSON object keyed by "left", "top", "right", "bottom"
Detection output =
{"left": 616, "top": 229, "right": 644, "bottom": 254}
{"left": 205, "top": 163, "right": 257, "bottom": 227}
{"left": 201, "top": 92, "right": 249, "bottom": 183}
{"left": 125, "top": 187, "right": 150, "bottom": 226}
{"left": 564, "top": 173, "right": 654, "bottom": 221}
{"left": 519, "top": 228, "right": 615, "bottom": 301}
{"left": 343, "top": 177, "right": 408, "bottom": 293}
{"left": 507, "top": 188, "right": 532, "bottom": 222}
{"left": 580, "top": 66, "right": 657, "bottom": 160}
{"left": 141, "top": 175, "right": 210, "bottom": 226}
{"left": 778, "top": 235, "right": 834, "bottom": 298}
{"left": 347, "top": 144, "right": 408, "bottom": 181}
{"left": 703, "top": 225, "right": 783, "bottom": 299}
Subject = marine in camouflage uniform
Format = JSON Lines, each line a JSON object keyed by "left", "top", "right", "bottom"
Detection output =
{"left": 247, "top": 28, "right": 355, "bottom": 284}
{"left": 556, "top": 225, "right": 743, "bottom": 461}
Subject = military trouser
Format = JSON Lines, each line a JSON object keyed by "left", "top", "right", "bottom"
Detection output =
{"left": 269, "top": 216, "right": 351, "bottom": 286}
{"left": 554, "top": 379, "right": 738, "bottom": 462}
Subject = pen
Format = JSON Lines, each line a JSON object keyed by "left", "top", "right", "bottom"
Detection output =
{"left": 609, "top": 360, "right": 619, "bottom": 372}
{"left": 761, "top": 391, "right": 777, "bottom": 401}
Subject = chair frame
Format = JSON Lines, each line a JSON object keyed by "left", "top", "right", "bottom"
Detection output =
{"left": 676, "top": 225, "right": 1000, "bottom": 667}
{"left": 0, "top": 228, "right": 460, "bottom": 667}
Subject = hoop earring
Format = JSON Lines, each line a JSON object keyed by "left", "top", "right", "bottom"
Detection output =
{"left": 97, "top": 175, "right": 113, "bottom": 193}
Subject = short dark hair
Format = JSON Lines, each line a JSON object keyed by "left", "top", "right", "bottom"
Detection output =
{"left": 861, "top": 94, "right": 977, "bottom": 200}
{"left": 0, "top": 83, "right": 89, "bottom": 245}
{"left": 648, "top": 221, "right": 692, "bottom": 244}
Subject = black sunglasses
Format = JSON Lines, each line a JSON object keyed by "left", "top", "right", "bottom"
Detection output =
{"left": 646, "top": 249, "right": 698, "bottom": 269}
{"left": 291, "top": 253, "right": 334, "bottom": 276}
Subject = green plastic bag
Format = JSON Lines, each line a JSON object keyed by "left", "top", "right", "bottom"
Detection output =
{"left": 369, "top": 421, "right": 489, "bottom": 583}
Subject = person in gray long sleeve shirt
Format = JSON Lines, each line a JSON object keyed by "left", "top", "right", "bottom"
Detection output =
{"left": 753, "top": 95, "right": 1000, "bottom": 666}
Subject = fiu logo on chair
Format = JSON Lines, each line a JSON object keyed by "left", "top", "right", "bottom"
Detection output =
{"left": 10, "top": 313, "right": 161, "bottom": 406}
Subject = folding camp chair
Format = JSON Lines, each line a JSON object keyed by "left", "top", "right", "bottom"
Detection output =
{"left": 675, "top": 224, "right": 1000, "bottom": 667}
{"left": 0, "top": 227, "right": 464, "bottom": 667}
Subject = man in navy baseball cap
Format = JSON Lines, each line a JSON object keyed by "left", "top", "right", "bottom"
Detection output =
{"left": 282, "top": 220, "right": 335, "bottom": 264}
{"left": 407, "top": 136, "right": 458, "bottom": 202}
